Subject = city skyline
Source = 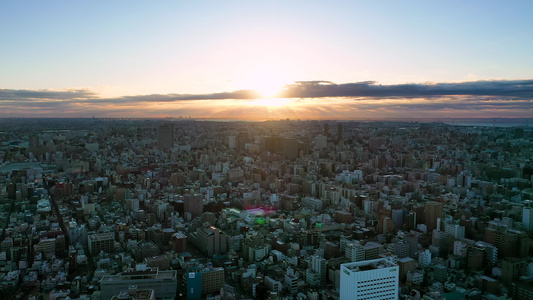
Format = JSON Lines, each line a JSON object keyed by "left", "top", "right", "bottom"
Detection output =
{"left": 1, "top": 1, "right": 533, "bottom": 119}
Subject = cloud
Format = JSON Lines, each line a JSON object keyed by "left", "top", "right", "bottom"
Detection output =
{"left": 0, "top": 79, "right": 532, "bottom": 118}
{"left": 278, "top": 79, "right": 533, "bottom": 99}
{"left": 88, "top": 90, "right": 261, "bottom": 104}
{"left": 0, "top": 88, "right": 96, "bottom": 101}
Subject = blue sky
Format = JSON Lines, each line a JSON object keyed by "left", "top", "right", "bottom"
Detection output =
{"left": 1, "top": 1, "right": 532, "bottom": 118}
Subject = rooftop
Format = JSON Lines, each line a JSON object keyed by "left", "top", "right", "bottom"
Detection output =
{"left": 342, "top": 258, "right": 398, "bottom": 273}
{"left": 101, "top": 269, "right": 177, "bottom": 282}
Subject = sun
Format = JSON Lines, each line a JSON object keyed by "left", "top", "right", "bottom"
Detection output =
{"left": 239, "top": 66, "right": 289, "bottom": 98}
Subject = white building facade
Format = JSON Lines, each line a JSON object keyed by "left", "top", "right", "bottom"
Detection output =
{"left": 340, "top": 258, "right": 399, "bottom": 300}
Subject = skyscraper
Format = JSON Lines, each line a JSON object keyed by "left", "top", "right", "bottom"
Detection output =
{"left": 337, "top": 123, "right": 343, "bottom": 144}
{"left": 29, "top": 134, "right": 40, "bottom": 154}
{"left": 522, "top": 200, "right": 533, "bottom": 232}
{"left": 157, "top": 123, "right": 174, "bottom": 151}
{"left": 340, "top": 258, "right": 399, "bottom": 300}
{"left": 424, "top": 201, "right": 443, "bottom": 231}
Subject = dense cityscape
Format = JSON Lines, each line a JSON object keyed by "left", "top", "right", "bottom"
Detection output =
{"left": 0, "top": 118, "right": 532, "bottom": 300}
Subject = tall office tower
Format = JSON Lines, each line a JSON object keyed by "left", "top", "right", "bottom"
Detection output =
{"left": 264, "top": 136, "right": 282, "bottom": 153}
{"left": 406, "top": 212, "right": 417, "bottom": 230}
{"left": 337, "top": 123, "right": 343, "bottom": 144}
{"left": 404, "top": 233, "right": 419, "bottom": 259}
{"left": 228, "top": 135, "right": 237, "bottom": 149}
{"left": 522, "top": 200, "right": 533, "bottom": 232}
{"left": 283, "top": 138, "right": 299, "bottom": 160}
{"left": 157, "top": 123, "right": 174, "bottom": 151}
{"left": 29, "top": 134, "right": 40, "bottom": 154}
{"left": 431, "top": 230, "right": 449, "bottom": 256}
{"left": 467, "top": 243, "right": 486, "bottom": 271}
{"left": 324, "top": 123, "right": 329, "bottom": 136}
{"left": 340, "top": 258, "right": 399, "bottom": 300}
{"left": 236, "top": 132, "right": 248, "bottom": 152}
{"left": 392, "top": 209, "right": 404, "bottom": 229}
{"left": 424, "top": 201, "right": 443, "bottom": 230}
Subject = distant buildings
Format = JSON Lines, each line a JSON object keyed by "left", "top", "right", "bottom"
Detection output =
{"left": 1, "top": 119, "right": 532, "bottom": 299}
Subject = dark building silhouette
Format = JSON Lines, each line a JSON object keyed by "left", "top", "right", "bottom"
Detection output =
{"left": 157, "top": 123, "right": 174, "bottom": 151}
{"left": 337, "top": 123, "right": 343, "bottom": 144}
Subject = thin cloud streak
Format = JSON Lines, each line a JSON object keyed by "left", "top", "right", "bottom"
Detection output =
{"left": 0, "top": 88, "right": 96, "bottom": 101}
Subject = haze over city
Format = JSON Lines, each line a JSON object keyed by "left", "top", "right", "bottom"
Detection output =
{"left": 1, "top": 1, "right": 533, "bottom": 119}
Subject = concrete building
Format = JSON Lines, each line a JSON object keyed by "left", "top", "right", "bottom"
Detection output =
{"left": 265, "top": 276, "right": 283, "bottom": 293}
{"left": 284, "top": 267, "right": 298, "bottom": 295}
{"left": 340, "top": 258, "right": 399, "bottom": 300}
{"left": 88, "top": 232, "right": 115, "bottom": 256}
{"left": 502, "top": 257, "right": 527, "bottom": 285}
{"left": 100, "top": 268, "right": 177, "bottom": 300}
{"left": 307, "top": 255, "right": 327, "bottom": 286}
{"left": 183, "top": 194, "right": 203, "bottom": 218}
{"left": 157, "top": 123, "right": 174, "bottom": 151}
{"left": 522, "top": 200, "right": 533, "bottom": 232}
{"left": 189, "top": 224, "right": 228, "bottom": 257}
{"left": 186, "top": 271, "right": 202, "bottom": 300}
{"left": 345, "top": 241, "right": 365, "bottom": 262}
{"left": 418, "top": 249, "right": 431, "bottom": 268}
{"left": 424, "top": 201, "right": 443, "bottom": 231}
{"left": 200, "top": 267, "right": 225, "bottom": 295}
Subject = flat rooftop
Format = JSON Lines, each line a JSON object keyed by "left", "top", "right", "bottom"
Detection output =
{"left": 89, "top": 232, "right": 114, "bottom": 241}
{"left": 101, "top": 270, "right": 177, "bottom": 282}
{"left": 343, "top": 258, "right": 397, "bottom": 272}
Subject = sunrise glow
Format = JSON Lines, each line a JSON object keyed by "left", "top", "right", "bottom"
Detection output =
{"left": 0, "top": 2, "right": 531, "bottom": 119}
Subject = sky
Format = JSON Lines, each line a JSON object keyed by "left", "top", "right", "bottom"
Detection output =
{"left": 1, "top": 1, "right": 532, "bottom": 120}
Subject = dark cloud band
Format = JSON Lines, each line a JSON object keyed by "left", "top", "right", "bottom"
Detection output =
{"left": 0, "top": 79, "right": 532, "bottom": 118}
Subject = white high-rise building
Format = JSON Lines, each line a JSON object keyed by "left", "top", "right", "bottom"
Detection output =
{"left": 340, "top": 258, "right": 399, "bottom": 300}
{"left": 228, "top": 136, "right": 237, "bottom": 149}
{"left": 522, "top": 200, "right": 533, "bottom": 232}
{"left": 418, "top": 249, "right": 432, "bottom": 267}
